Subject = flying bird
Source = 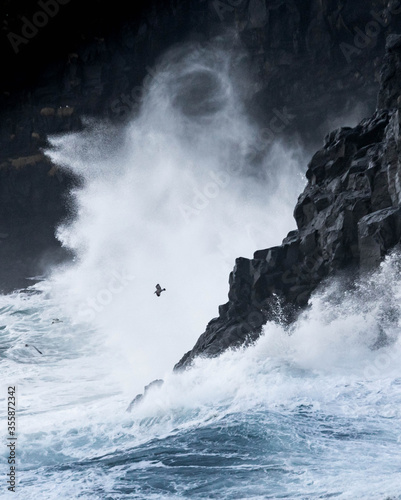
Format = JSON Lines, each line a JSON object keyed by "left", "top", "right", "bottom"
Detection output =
{"left": 154, "top": 284, "right": 166, "bottom": 297}
{"left": 25, "top": 344, "right": 43, "bottom": 355}
{"left": 52, "top": 318, "right": 62, "bottom": 324}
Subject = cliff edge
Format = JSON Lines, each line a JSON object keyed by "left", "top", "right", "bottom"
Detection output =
{"left": 175, "top": 34, "right": 401, "bottom": 370}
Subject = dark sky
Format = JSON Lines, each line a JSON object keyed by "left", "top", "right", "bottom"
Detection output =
{"left": 1, "top": 0, "right": 151, "bottom": 92}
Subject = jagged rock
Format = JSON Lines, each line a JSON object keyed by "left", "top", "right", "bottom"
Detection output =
{"left": 175, "top": 34, "right": 401, "bottom": 371}
{"left": 126, "top": 379, "right": 164, "bottom": 412}
{"left": 358, "top": 207, "right": 401, "bottom": 270}
{"left": 377, "top": 34, "right": 401, "bottom": 109}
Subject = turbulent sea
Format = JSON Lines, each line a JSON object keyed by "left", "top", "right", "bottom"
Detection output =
{"left": 1, "top": 37, "right": 401, "bottom": 499}
{"left": 1, "top": 268, "right": 401, "bottom": 500}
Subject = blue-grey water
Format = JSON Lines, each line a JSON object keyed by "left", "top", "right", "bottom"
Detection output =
{"left": 1, "top": 264, "right": 401, "bottom": 499}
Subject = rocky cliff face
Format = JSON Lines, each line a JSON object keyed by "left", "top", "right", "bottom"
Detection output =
{"left": 2, "top": 0, "right": 401, "bottom": 291}
{"left": 175, "top": 33, "right": 401, "bottom": 370}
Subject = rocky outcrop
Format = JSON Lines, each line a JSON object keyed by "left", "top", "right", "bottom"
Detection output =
{"left": 175, "top": 34, "right": 401, "bottom": 370}
{"left": 126, "top": 379, "right": 164, "bottom": 412}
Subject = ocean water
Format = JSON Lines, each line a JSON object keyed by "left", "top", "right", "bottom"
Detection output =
{"left": 1, "top": 260, "right": 401, "bottom": 499}
{"left": 1, "top": 37, "right": 401, "bottom": 499}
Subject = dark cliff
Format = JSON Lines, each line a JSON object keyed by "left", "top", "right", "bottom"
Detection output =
{"left": 175, "top": 33, "right": 401, "bottom": 370}
{"left": 2, "top": 1, "right": 401, "bottom": 291}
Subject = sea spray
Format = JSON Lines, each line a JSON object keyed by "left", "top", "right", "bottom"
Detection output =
{"left": 128, "top": 253, "right": 401, "bottom": 452}
{"left": 45, "top": 39, "right": 306, "bottom": 392}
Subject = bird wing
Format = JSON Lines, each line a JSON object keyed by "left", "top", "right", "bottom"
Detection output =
{"left": 155, "top": 284, "right": 161, "bottom": 292}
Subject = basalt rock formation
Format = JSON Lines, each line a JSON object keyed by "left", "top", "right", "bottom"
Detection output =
{"left": 175, "top": 34, "right": 401, "bottom": 370}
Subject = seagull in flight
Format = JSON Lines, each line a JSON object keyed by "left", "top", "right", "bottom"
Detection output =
{"left": 25, "top": 344, "right": 43, "bottom": 355}
{"left": 154, "top": 284, "right": 166, "bottom": 297}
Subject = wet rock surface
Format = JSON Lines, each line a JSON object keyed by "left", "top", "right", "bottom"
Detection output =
{"left": 126, "top": 379, "right": 164, "bottom": 412}
{"left": 175, "top": 34, "right": 401, "bottom": 370}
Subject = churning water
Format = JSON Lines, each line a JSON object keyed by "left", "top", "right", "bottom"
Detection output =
{"left": 1, "top": 38, "right": 401, "bottom": 499}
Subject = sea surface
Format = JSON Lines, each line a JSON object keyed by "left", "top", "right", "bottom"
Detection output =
{"left": 1, "top": 267, "right": 401, "bottom": 499}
